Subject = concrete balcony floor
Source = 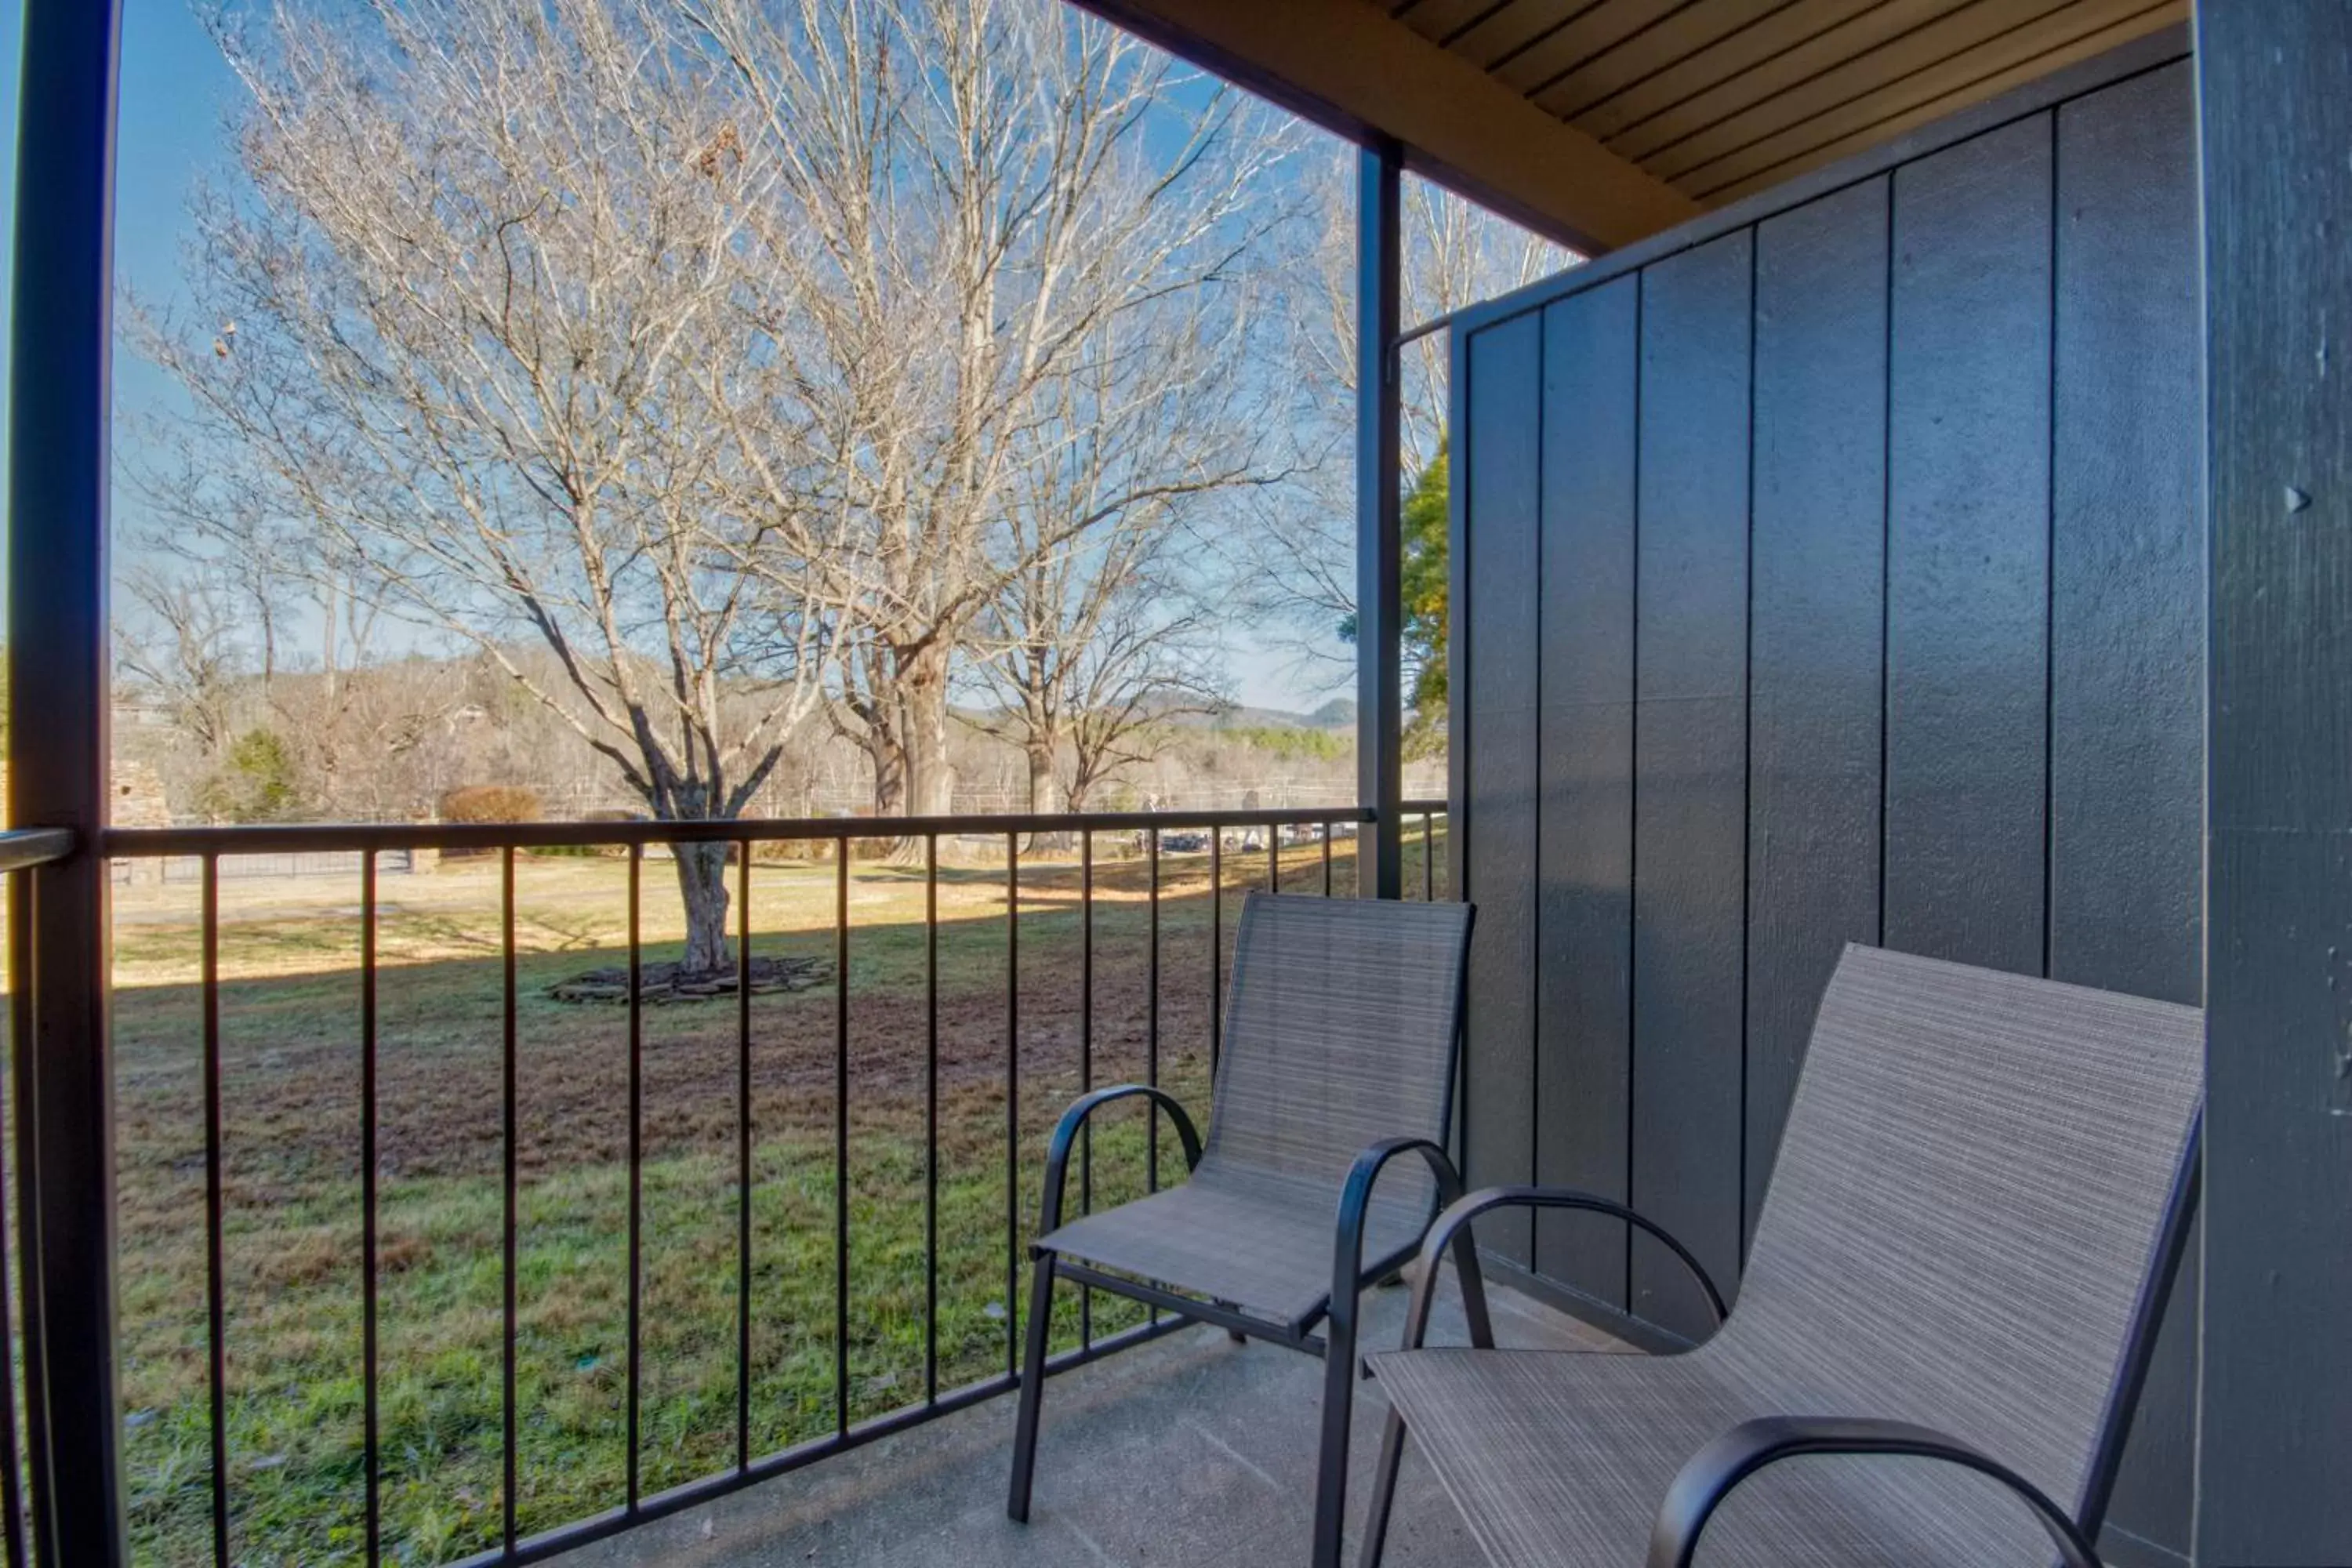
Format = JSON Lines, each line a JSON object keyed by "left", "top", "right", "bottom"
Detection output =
{"left": 552, "top": 1274, "right": 1624, "bottom": 1567}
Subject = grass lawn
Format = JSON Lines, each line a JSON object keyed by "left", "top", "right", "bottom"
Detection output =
{"left": 94, "top": 828, "right": 1448, "bottom": 1566}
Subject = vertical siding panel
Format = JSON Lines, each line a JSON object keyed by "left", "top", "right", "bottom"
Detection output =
{"left": 1632, "top": 230, "right": 1751, "bottom": 1339}
{"left": 1744, "top": 178, "right": 1889, "bottom": 1249}
{"left": 1885, "top": 114, "right": 2053, "bottom": 976}
{"left": 2049, "top": 63, "right": 2202, "bottom": 1563}
{"left": 1534, "top": 278, "right": 1639, "bottom": 1308}
{"left": 1461, "top": 314, "right": 1543, "bottom": 1269}
{"left": 2200, "top": 2, "right": 2352, "bottom": 1554}
{"left": 2049, "top": 68, "right": 2202, "bottom": 1005}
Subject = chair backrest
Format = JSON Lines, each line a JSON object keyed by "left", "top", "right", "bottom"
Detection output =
{"left": 1717, "top": 945, "right": 2202, "bottom": 1530}
{"left": 1200, "top": 893, "right": 1475, "bottom": 1214}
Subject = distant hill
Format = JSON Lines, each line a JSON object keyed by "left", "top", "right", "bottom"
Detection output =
{"left": 1190, "top": 699, "right": 1355, "bottom": 732}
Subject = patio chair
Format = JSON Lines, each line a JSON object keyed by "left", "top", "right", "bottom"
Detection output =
{"left": 1347, "top": 943, "right": 2202, "bottom": 1568}
{"left": 1007, "top": 891, "right": 1480, "bottom": 1566}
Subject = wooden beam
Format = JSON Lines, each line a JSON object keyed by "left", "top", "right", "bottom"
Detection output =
{"left": 1065, "top": 0, "right": 1700, "bottom": 252}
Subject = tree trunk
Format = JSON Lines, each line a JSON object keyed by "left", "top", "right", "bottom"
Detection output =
{"left": 901, "top": 644, "right": 957, "bottom": 818}
{"left": 865, "top": 718, "right": 911, "bottom": 817}
{"left": 1025, "top": 738, "right": 1069, "bottom": 854}
{"left": 1025, "top": 742, "right": 1061, "bottom": 815}
{"left": 673, "top": 840, "right": 735, "bottom": 977}
{"left": 858, "top": 645, "right": 953, "bottom": 865}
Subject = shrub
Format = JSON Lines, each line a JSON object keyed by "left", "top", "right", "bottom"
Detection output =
{"left": 198, "top": 728, "right": 303, "bottom": 822}
{"left": 437, "top": 783, "right": 545, "bottom": 824}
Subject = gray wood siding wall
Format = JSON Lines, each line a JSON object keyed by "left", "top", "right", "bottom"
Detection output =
{"left": 1451, "top": 45, "right": 2200, "bottom": 1567}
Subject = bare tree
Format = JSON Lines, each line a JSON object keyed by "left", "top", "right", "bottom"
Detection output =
{"left": 126, "top": 0, "right": 846, "bottom": 973}
{"left": 124, "top": 448, "right": 303, "bottom": 695}
{"left": 688, "top": 0, "right": 1295, "bottom": 817}
{"left": 975, "top": 513, "right": 1227, "bottom": 819}
{"left": 970, "top": 320, "right": 1239, "bottom": 819}
{"left": 115, "top": 563, "right": 241, "bottom": 758}
{"left": 1241, "top": 169, "right": 1575, "bottom": 683}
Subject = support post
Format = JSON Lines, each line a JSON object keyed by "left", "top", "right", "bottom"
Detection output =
{"left": 1356, "top": 140, "right": 1403, "bottom": 899}
{"left": 2194, "top": 1, "right": 2352, "bottom": 1561}
{"left": 7, "top": 2, "right": 128, "bottom": 1564}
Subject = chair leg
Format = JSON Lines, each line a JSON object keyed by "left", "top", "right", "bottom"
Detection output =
{"left": 1450, "top": 1227, "right": 1496, "bottom": 1350}
{"left": 1358, "top": 1408, "right": 1410, "bottom": 1568}
{"left": 1308, "top": 1287, "right": 1361, "bottom": 1568}
{"left": 1005, "top": 1250, "right": 1060, "bottom": 1523}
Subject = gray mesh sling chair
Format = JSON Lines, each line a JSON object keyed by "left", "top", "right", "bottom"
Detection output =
{"left": 1342, "top": 944, "right": 2203, "bottom": 1568}
{"left": 1007, "top": 892, "right": 1479, "bottom": 1568}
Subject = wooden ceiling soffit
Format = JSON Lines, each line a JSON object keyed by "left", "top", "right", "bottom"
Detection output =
{"left": 1065, "top": 0, "right": 1701, "bottom": 253}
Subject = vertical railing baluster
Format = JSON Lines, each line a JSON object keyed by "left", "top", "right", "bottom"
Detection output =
{"left": 1322, "top": 822, "right": 1334, "bottom": 897}
{"left": 1146, "top": 828, "right": 1160, "bottom": 1327}
{"left": 361, "top": 851, "right": 380, "bottom": 1566}
{"left": 924, "top": 833, "right": 938, "bottom": 1406}
{"left": 1, "top": 873, "right": 27, "bottom": 1568}
{"left": 1269, "top": 829, "right": 1280, "bottom": 892}
{"left": 1208, "top": 833, "right": 1221, "bottom": 1079}
{"left": 833, "top": 838, "right": 849, "bottom": 1437}
{"left": 626, "top": 844, "right": 642, "bottom": 1510}
{"left": 202, "top": 855, "right": 229, "bottom": 1568}
{"left": 1078, "top": 830, "right": 1093, "bottom": 1350}
{"left": 500, "top": 848, "right": 518, "bottom": 1554}
{"left": 1424, "top": 811, "right": 1436, "bottom": 902}
{"left": 1004, "top": 833, "right": 1019, "bottom": 1379}
{"left": 735, "top": 840, "right": 752, "bottom": 1473}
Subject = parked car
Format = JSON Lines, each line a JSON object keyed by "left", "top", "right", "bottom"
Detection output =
{"left": 1160, "top": 830, "right": 1208, "bottom": 854}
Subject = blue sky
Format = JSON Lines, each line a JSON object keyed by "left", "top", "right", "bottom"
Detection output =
{"left": 2, "top": 0, "right": 245, "bottom": 598}
{"left": 2, "top": 0, "right": 244, "bottom": 410}
{"left": 1, "top": 0, "right": 1341, "bottom": 709}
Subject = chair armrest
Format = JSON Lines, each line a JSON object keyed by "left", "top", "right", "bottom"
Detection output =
{"left": 1646, "top": 1416, "right": 2101, "bottom": 1568}
{"left": 1398, "top": 1186, "right": 1730, "bottom": 1354}
{"left": 1036, "top": 1084, "right": 1203, "bottom": 1240}
{"left": 1330, "top": 1138, "right": 1471, "bottom": 1313}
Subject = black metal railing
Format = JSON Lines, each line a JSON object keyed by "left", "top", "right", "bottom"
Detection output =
{"left": 2, "top": 828, "right": 77, "bottom": 1568}
{"left": 85, "top": 803, "right": 1450, "bottom": 1567}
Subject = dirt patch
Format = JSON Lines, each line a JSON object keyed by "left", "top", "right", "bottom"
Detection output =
{"left": 548, "top": 954, "right": 833, "bottom": 1004}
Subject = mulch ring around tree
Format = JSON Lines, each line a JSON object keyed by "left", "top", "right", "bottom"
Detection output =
{"left": 548, "top": 955, "right": 834, "bottom": 1004}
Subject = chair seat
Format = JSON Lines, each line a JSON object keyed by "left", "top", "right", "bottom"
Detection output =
{"left": 1039, "top": 1170, "right": 1428, "bottom": 1330}
{"left": 1369, "top": 1346, "right": 2063, "bottom": 1568}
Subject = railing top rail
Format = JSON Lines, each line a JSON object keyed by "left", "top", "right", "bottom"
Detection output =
{"left": 1399, "top": 799, "right": 1449, "bottom": 813}
{"left": 0, "top": 826, "right": 74, "bottom": 873}
{"left": 103, "top": 806, "right": 1382, "bottom": 858}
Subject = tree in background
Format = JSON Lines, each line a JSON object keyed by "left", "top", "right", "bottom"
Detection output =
{"left": 128, "top": 0, "right": 848, "bottom": 974}
{"left": 976, "top": 514, "right": 1228, "bottom": 819}
{"left": 199, "top": 728, "right": 303, "bottom": 823}
{"left": 691, "top": 0, "right": 1293, "bottom": 818}
{"left": 1241, "top": 172, "right": 1571, "bottom": 701}
{"left": 967, "top": 275, "right": 1251, "bottom": 819}
{"left": 1337, "top": 441, "right": 1448, "bottom": 757}
{"left": 115, "top": 564, "right": 240, "bottom": 759}
{"left": 120, "top": 0, "right": 1366, "bottom": 879}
